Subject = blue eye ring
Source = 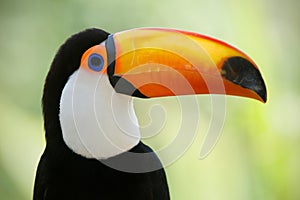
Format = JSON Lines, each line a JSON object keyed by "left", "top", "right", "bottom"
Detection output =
{"left": 88, "top": 53, "right": 104, "bottom": 72}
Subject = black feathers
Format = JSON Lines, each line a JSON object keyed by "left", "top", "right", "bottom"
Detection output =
{"left": 42, "top": 28, "right": 109, "bottom": 145}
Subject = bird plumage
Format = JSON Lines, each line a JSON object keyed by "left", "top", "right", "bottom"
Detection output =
{"left": 34, "top": 142, "right": 170, "bottom": 200}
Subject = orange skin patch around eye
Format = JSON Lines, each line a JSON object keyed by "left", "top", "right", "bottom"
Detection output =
{"left": 80, "top": 44, "right": 108, "bottom": 74}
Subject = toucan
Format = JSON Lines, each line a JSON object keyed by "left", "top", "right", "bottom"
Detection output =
{"left": 33, "top": 28, "right": 266, "bottom": 200}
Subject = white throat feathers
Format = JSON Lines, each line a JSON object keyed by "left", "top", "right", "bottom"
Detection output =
{"left": 59, "top": 68, "right": 141, "bottom": 159}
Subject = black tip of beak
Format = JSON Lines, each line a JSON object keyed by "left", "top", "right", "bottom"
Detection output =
{"left": 222, "top": 56, "right": 267, "bottom": 102}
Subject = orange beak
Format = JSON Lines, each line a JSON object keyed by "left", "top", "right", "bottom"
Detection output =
{"left": 84, "top": 28, "right": 267, "bottom": 102}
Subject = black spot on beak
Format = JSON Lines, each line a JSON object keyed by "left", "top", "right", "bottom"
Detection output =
{"left": 221, "top": 56, "right": 267, "bottom": 102}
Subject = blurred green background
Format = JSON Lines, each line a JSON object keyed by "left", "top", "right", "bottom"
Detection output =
{"left": 0, "top": 0, "right": 299, "bottom": 199}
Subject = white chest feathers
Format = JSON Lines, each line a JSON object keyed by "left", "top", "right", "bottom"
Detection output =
{"left": 59, "top": 68, "right": 141, "bottom": 159}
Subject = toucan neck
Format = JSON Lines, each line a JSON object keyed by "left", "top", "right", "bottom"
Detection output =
{"left": 59, "top": 69, "right": 141, "bottom": 159}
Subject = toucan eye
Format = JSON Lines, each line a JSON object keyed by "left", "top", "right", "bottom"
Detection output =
{"left": 88, "top": 53, "right": 104, "bottom": 72}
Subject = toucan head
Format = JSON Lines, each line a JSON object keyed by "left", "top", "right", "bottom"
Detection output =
{"left": 79, "top": 28, "right": 266, "bottom": 102}
{"left": 43, "top": 28, "right": 267, "bottom": 160}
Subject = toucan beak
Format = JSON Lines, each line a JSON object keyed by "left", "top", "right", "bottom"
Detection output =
{"left": 84, "top": 28, "right": 267, "bottom": 102}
